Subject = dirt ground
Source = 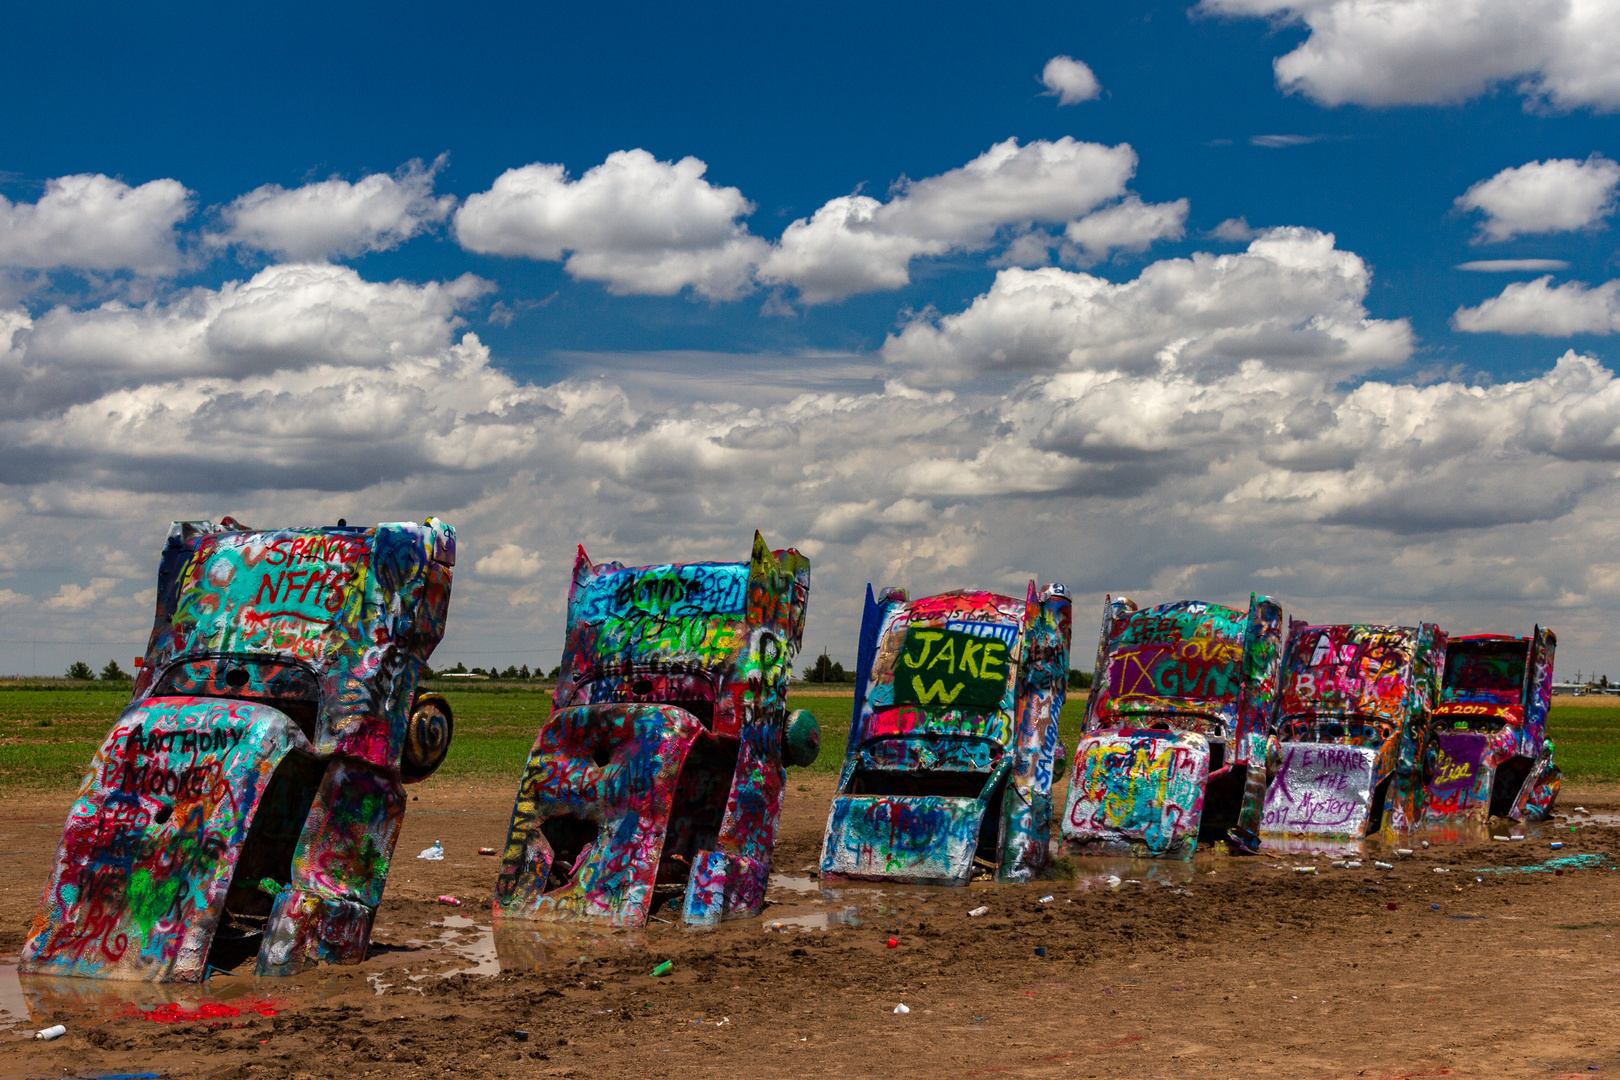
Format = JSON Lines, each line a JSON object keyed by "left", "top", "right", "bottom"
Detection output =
{"left": 3, "top": 776, "right": 1619, "bottom": 1080}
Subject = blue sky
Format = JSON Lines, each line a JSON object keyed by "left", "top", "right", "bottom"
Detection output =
{"left": 3, "top": 1, "right": 1620, "bottom": 678}
{"left": 5, "top": 1, "right": 1613, "bottom": 377}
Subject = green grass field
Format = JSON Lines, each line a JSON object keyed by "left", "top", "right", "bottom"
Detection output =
{"left": 0, "top": 681, "right": 1613, "bottom": 789}
{"left": 1541, "top": 706, "right": 1620, "bottom": 782}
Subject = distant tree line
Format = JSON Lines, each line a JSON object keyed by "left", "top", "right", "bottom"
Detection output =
{"left": 423, "top": 662, "right": 562, "bottom": 680}
{"left": 801, "top": 651, "right": 857, "bottom": 683}
{"left": 65, "top": 660, "right": 132, "bottom": 682}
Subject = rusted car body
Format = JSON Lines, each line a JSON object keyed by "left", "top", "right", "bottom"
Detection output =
{"left": 819, "top": 583, "right": 1071, "bottom": 886}
{"left": 1061, "top": 596, "right": 1283, "bottom": 859}
{"left": 1261, "top": 622, "right": 1444, "bottom": 849}
{"left": 1419, "top": 629, "right": 1559, "bottom": 837}
{"left": 22, "top": 518, "right": 456, "bottom": 982}
{"left": 494, "top": 533, "right": 813, "bottom": 927}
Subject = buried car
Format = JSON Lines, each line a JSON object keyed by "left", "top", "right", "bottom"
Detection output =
{"left": 22, "top": 518, "right": 457, "bottom": 982}
{"left": 494, "top": 533, "right": 815, "bottom": 928}
{"left": 1061, "top": 595, "right": 1283, "bottom": 860}
{"left": 1260, "top": 621, "right": 1445, "bottom": 850}
{"left": 1419, "top": 629, "right": 1560, "bottom": 837}
{"left": 819, "top": 583, "right": 1071, "bottom": 886}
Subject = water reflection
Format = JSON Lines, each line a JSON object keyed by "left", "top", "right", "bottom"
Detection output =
{"left": 1260, "top": 835, "right": 1367, "bottom": 858}
{"left": 0, "top": 965, "right": 29, "bottom": 1031}
{"left": 420, "top": 915, "right": 498, "bottom": 977}
{"left": 763, "top": 907, "right": 860, "bottom": 931}
{"left": 492, "top": 919, "right": 646, "bottom": 974}
{"left": 1070, "top": 856, "right": 1196, "bottom": 890}
{"left": 2, "top": 965, "right": 284, "bottom": 1028}
{"left": 767, "top": 874, "right": 820, "bottom": 893}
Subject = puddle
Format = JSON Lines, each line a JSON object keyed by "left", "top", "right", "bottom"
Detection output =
{"left": 1067, "top": 857, "right": 1197, "bottom": 891}
{"left": 764, "top": 907, "right": 860, "bottom": 931}
{"left": 5, "top": 968, "right": 287, "bottom": 1027}
{"left": 1064, "top": 846, "right": 1285, "bottom": 890}
{"left": 1566, "top": 811, "right": 1620, "bottom": 828}
{"left": 491, "top": 920, "right": 647, "bottom": 974}
{"left": 767, "top": 874, "right": 820, "bottom": 893}
{"left": 1261, "top": 836, "right": 1369, "bottom": 857}
{"left": 425, "top": 915, "right": 497, "bottom": 977}
{"left": 0, "top": 966, "right": 29, "bottom": 1031}
{"left": 1257, "top": 811, "right": 1591, "bottom": 856}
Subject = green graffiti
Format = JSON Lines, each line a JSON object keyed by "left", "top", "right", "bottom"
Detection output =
{"left": 126, "top": 868, "right": 182, "bottom": 935}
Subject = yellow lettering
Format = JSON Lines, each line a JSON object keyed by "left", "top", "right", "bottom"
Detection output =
{"left": 911, "top": 676, "right": 965, "bottom": 705}
{"left": 901, "top": 630, "right": 942, "bottom": 668}
{"left": 979, "top": 641, "right": 1006, "bottom": 681}
{"left": 929, "top": 638, "right": 956, "bottom": 673}
{"left": 960, "top": 638, "right": 983, "bottom": 678}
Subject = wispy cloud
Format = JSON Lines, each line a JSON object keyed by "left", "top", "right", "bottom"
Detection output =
{"left": 1250, "top": 134, "right": 1322, "bottom": 148}
{"left": 1456, "top": 259, "right": 1571, "bottom": 272}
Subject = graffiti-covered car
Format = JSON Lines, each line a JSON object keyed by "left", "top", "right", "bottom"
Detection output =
{"left": 494, "top": 533, "right": 813, "bottom": 928}
{"left": 1260, "top": 622, "right": 1445, "bottom": 850}
{"left": 1061, "top": 596, "right": 1283, "bottom": 859}
{"left": 1420, "top": 629, "right": 1559, "bottom": 837}
{"left": 22, "top": 518, "right": 456, "bottom": 982}
{"left": 819, "top": 584, "right": 1071, "bottom": 886}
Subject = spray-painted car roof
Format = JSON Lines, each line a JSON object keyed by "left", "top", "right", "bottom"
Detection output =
{"left": 1277, "top": 623, "right": 1432, "bottom": 724}
{"left": 1090, "top": 599, "right": 1250, "bottom": 726}
{"left": 855, "top": 590, "right": 1026, "bottom": 748}
{"left": 132, "top": 518, "right": 454, "bottom": 767}
{"left": 553, "top": 537, "right": 810, "bottom": 729}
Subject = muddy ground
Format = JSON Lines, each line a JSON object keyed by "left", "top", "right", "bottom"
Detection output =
{"left": 2, "top": 776, "right": 1618, "bottom": 1080}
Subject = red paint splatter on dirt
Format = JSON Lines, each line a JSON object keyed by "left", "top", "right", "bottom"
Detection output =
{"left": 130, "top": 996, "right": 282, "bottom": 1023}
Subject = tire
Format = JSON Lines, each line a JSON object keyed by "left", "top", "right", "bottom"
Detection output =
{"left": 782, "top": 708, "right": 820, "bottom": 768}
{"left": 403, "top": 692, "right": 454, "bottom": 782}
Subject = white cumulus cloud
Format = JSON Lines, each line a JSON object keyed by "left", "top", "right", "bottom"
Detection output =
{"left": 1453, "top": 275, "right": 1620, "bottom": 335}
{"left": 0, "top": 174, "right": 192, "bottom": 274}
{"left": 1200, "top": 0, "right": 1620, "bottom": 112}
{"left": 1456, "top": 156, "right": 1620, "bottom": 241}
{"left": 1040, "top": 56, "right": 1102, "bottom": 104}
{"left": 1064, "top": 196, "right": 1189, "bottom": 264}
{"left": 883, "top": 227, "right": 1412, "bottom": 386}
{"left": 755, "top": 195, "right": 928, "bottom": 303}
{"left": 450, "top": 139, "right": 1167, "bottom": 305}
{"left": 760, "top": 138, "right": 1139, "bottom": 303}
{"left": 214, "top": 157, "right": 456, "bottom": 261}
{"left": 475, "top": 542, "right": 545, "bottom": 581}
{"left": 0, "top": 262, "right": 491, "bottom": 419}
{"left": 454, "top": 150, "right": 767, "bottom": 301}
{"left": 1212, "top": 217, "right": 1260, "bottom": 241}
{"left": 43, "top": 576, "right": 122, "bottom": 612}
{"left": 9, "top": 229, "right": 1620, "bottom": 678}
